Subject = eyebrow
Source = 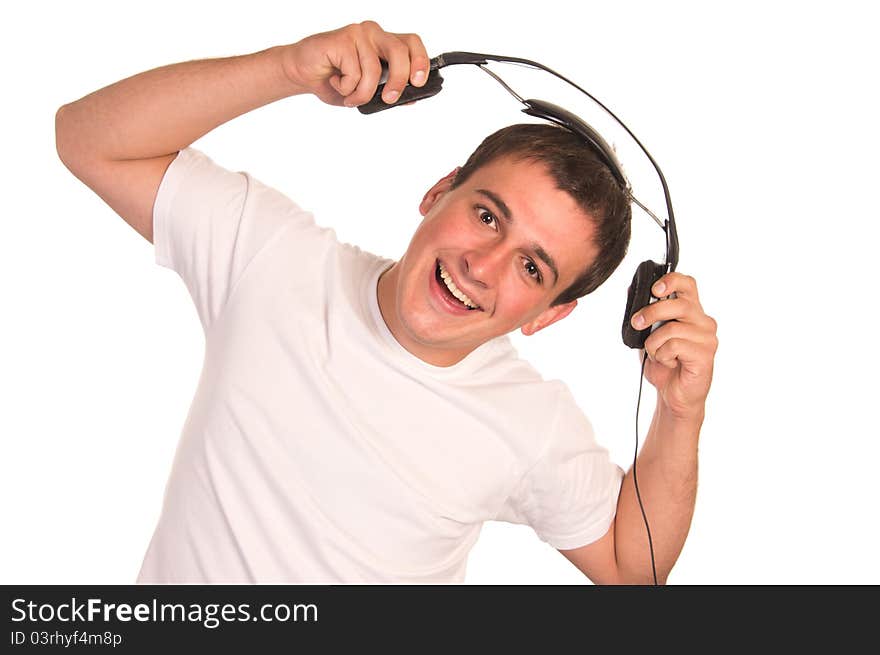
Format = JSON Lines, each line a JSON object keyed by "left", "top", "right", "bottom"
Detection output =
{"left": 476, "top": 188, "right": 560, "bottom": 285}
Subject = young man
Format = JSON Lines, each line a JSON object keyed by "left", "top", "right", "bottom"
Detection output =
{"left": 55, "top": 21, "right": 718, "bottom": 584}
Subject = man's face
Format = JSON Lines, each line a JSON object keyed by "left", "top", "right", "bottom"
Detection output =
{"left": 377, "top": 156, "right": 598, "bottom": 367}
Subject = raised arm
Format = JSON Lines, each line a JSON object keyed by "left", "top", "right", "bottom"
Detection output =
{"left": 55, "top": 21, "right": 430, "bottom": 242}
{"left": 559, "top": 272, "right": 718, "bottom": 584}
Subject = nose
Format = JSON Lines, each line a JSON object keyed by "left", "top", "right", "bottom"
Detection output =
{"left": 463, "top": 245, "right": 507, "bottom": 289}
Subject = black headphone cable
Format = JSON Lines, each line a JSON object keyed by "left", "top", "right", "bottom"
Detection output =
{"left": 633, "top": 349, "right": 658, "bottom": 586}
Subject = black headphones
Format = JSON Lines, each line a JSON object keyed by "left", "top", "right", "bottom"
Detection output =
{"left": 358, "top": 51, "right": 678, "bottom": 351}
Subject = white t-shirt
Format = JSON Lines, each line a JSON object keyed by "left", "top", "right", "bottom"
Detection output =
{"left": 138, "top": 148, "right": 623, "bottom": 583}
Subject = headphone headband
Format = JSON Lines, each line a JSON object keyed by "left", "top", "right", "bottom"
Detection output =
{"left": 520, "top": 98, "right": 629, "bottom": 190}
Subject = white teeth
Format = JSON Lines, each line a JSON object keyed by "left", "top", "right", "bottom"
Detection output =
{"left": 438, "top": 262, "right": 479, "bottom": 309}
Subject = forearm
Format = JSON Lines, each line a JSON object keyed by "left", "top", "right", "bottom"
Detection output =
{"left": 613, "top": 398, "right": 702, "bottom": 584}
{"left": 56, "top": 45, "right": 303, "bottom": 164}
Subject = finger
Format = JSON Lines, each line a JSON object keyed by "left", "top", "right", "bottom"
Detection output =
{"left": 345, "top": 47, "right": 384, "bottom": 107}
{"left": 376, "top": 37, "right": 411, "bottom": 104}
{"left": 652, "top": 272, "right": 700, "bottom": 305}
{"left": 645, "top": 321, "right": 718, "bottom": 368}
{"left": 631, "top": 297, "right": 694, "bottom": 330}
{"left": 650, "top": 337, "right": 715, "bottom": 371}
{"left": 643, "top": 320, "right": 718, "bottom": 359}
{"left": 650, "top": 337, "right": 682, "bottom": 369}
{"left": 398, "top": 33, "right": 431, "bottom": 86}
{"left": 330, "top": 47, "right": 363, "bottom": 98}
{"left": 631, "top": 297, "right": 716, "bottom": 333}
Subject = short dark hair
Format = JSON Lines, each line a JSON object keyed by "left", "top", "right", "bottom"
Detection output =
{"left": 451, "top": 123, "right": 632, "bottom": 306}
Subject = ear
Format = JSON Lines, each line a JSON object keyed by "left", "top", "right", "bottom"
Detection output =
{"left": 520, "top": 300, "right": 578, "bottom": 336}
{"left": 419, "top": 167, "right": 461, "bottom": 216}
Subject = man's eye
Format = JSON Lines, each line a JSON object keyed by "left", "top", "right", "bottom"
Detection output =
{"left": 524, "top": 259, "right": 542, "bottom": 283}
{"left": 477, "top": 208, "right": 498, "bottom": 230}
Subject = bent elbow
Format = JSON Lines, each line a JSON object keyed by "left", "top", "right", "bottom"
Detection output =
{"left": 55, "top": 103, "right": 75, "bottom": 169}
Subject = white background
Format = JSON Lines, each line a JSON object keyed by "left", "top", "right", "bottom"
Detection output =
{"left": 2, "top": 0, "right": 877, "bottom": 585}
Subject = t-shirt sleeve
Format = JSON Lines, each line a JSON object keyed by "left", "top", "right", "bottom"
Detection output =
{"left": 494, "top": 387, "right": 624, "bottom": 550}
{"left": 152, "top": 147, "right": 313, "bottom": 333}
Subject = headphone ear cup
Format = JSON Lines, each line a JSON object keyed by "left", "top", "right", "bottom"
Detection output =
{"left": 622, "top": 260, "right": 667, "bottom": 349}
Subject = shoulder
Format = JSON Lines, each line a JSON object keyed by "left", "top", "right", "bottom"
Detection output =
{"left": 466, "top": 345, "right": 584, "bottom": 450}
{"left": 471, "top": 340, "right": 571, "bottom": 405}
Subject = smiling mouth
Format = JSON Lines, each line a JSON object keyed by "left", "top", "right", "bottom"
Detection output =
{"left": 435, "top": 261, "right": 481, "bottom": 311}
